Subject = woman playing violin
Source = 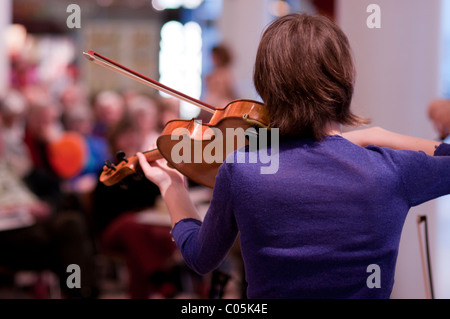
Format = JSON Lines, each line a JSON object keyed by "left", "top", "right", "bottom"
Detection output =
{"left": 137, "top": 13, "right": 450, "bottom": 299}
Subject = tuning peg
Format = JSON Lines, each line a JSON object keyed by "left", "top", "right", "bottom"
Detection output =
{"left": 116, "top": 151, "right": 128, "bottom": 163}
{"left": 105, "top": 160, "right": 117, "bottom": 171}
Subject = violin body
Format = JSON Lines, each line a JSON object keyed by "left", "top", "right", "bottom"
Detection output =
{"left": 158, "top": 99, "right": 269, "bottom": 188}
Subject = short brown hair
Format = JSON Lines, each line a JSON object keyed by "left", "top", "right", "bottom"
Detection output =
{"left": 253, "top": 13, "right": 369, "bottom": 140}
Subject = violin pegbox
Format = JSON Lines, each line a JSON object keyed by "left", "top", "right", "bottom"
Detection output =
{"left": 100, "top": 151, "right": 140, "bottom": 186}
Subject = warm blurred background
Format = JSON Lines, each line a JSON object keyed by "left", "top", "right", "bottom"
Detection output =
{"left": 0, "top": 0, "right": 449, "bottom": 299}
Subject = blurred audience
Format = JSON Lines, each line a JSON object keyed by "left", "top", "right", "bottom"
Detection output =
{"left": 0, "top": 96, "right": 98, "bottom": 298}
{"left": 1, "top": 47, "right": 213, "bottom": 299}
{"left": 62, "top": 103, "right": 109, "bottom": 194}
{"left": 22, "top": 91, "right": 65, "bottom": 208}
{"left": 91, "top": 115, "right": 179, "bottom": 299}
{"left": 0, "top": 90, "right": 32, "bottom": 178}
{"left": 60, "top": 83, "right": 90, "bottom": 115}
{"left": 9, "top": 55, "right": 38, "bottom": 90}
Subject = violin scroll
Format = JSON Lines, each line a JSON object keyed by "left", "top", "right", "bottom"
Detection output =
{"left": 100, "top": 149, "right": 162, "bottom": 186}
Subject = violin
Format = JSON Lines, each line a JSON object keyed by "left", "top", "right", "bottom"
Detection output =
{"left": 83, "top": 51, "right": 269, "bottom": 188}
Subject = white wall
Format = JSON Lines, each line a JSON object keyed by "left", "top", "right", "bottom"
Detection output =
{"left": 336, "top": 0, "right": 442, "bottom": 298}
{"left": 0, "top": 0, "right": 12, "bottom": 96}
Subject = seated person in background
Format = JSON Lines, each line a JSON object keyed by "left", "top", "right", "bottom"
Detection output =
{"left": 62, "top": 104, "right": 110, "bottom": 195}
{"left": 199, "top": 44, "right": 237, "bottom": 123}
{"left": 126, "top": 94, "right": 161, "bottom": 151}
{"left": 156, "top": 97, "right": 180, "bottom": 132}
{"left": 428, "top": 99, "right": 450, "bottom": 140}
{"left": 0, "top": 107, "right": 98, "bottom": 298}
{"left": 92, "top": 90, "right": 126, "bottom": 140}
{"left": 91, "top": 115, "right": 179, "bottom": 299}
{"left": 22, "top": 92, "right": 64, "bottom": 208}
{"left": 0, "top": 90, "right": 33, "bottom": 179}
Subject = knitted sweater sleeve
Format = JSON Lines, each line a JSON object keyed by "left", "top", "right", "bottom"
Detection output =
{"left": 171, "top": 162, "right": 239, "bottom": 275}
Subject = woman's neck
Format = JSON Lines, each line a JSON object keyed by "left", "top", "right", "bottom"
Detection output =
{"left": 325, "top": 122, "right": 342, "bottom": 136}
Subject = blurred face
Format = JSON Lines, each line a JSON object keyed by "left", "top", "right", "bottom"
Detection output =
{"left": 97, "top": 101, "right": 124, "bottom": 126}
{"left": 114, "top": 128, "right": 142, "bottom": 156}
{"left": 27, "top": 105, "right": 60, "bottom": 141}
{"left": 61, "top": 85, "right": 87, "bottom": 110}
{"left": 159, "top": 98, "right": 180, "bottom": 128}
{"left": 95, "top": 93, "right": 125, "bottom": 127}
{"left": 68, "top": 117, "right": 93, "bottom": 135}
{"left": 134, "top": 106, "right": 158, "bottom": 132}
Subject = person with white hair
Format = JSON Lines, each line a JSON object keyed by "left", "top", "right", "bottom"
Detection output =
{"left": 92, "top": 90, "right": 126, "bottom": 139}
{"left": 0, "top": 90, "right": 32, "bottom": 178}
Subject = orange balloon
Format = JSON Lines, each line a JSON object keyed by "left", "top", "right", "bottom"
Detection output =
{"left": 47, "top": 132, "right": 87, "bottom": 179}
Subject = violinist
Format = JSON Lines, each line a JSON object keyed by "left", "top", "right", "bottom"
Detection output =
{"left": 136, "top": 13, "right": 450, "bottom": 299}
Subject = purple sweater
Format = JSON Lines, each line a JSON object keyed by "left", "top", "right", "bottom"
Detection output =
{"left": 172, "top": 136, "right": 450, "bottom": 299}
